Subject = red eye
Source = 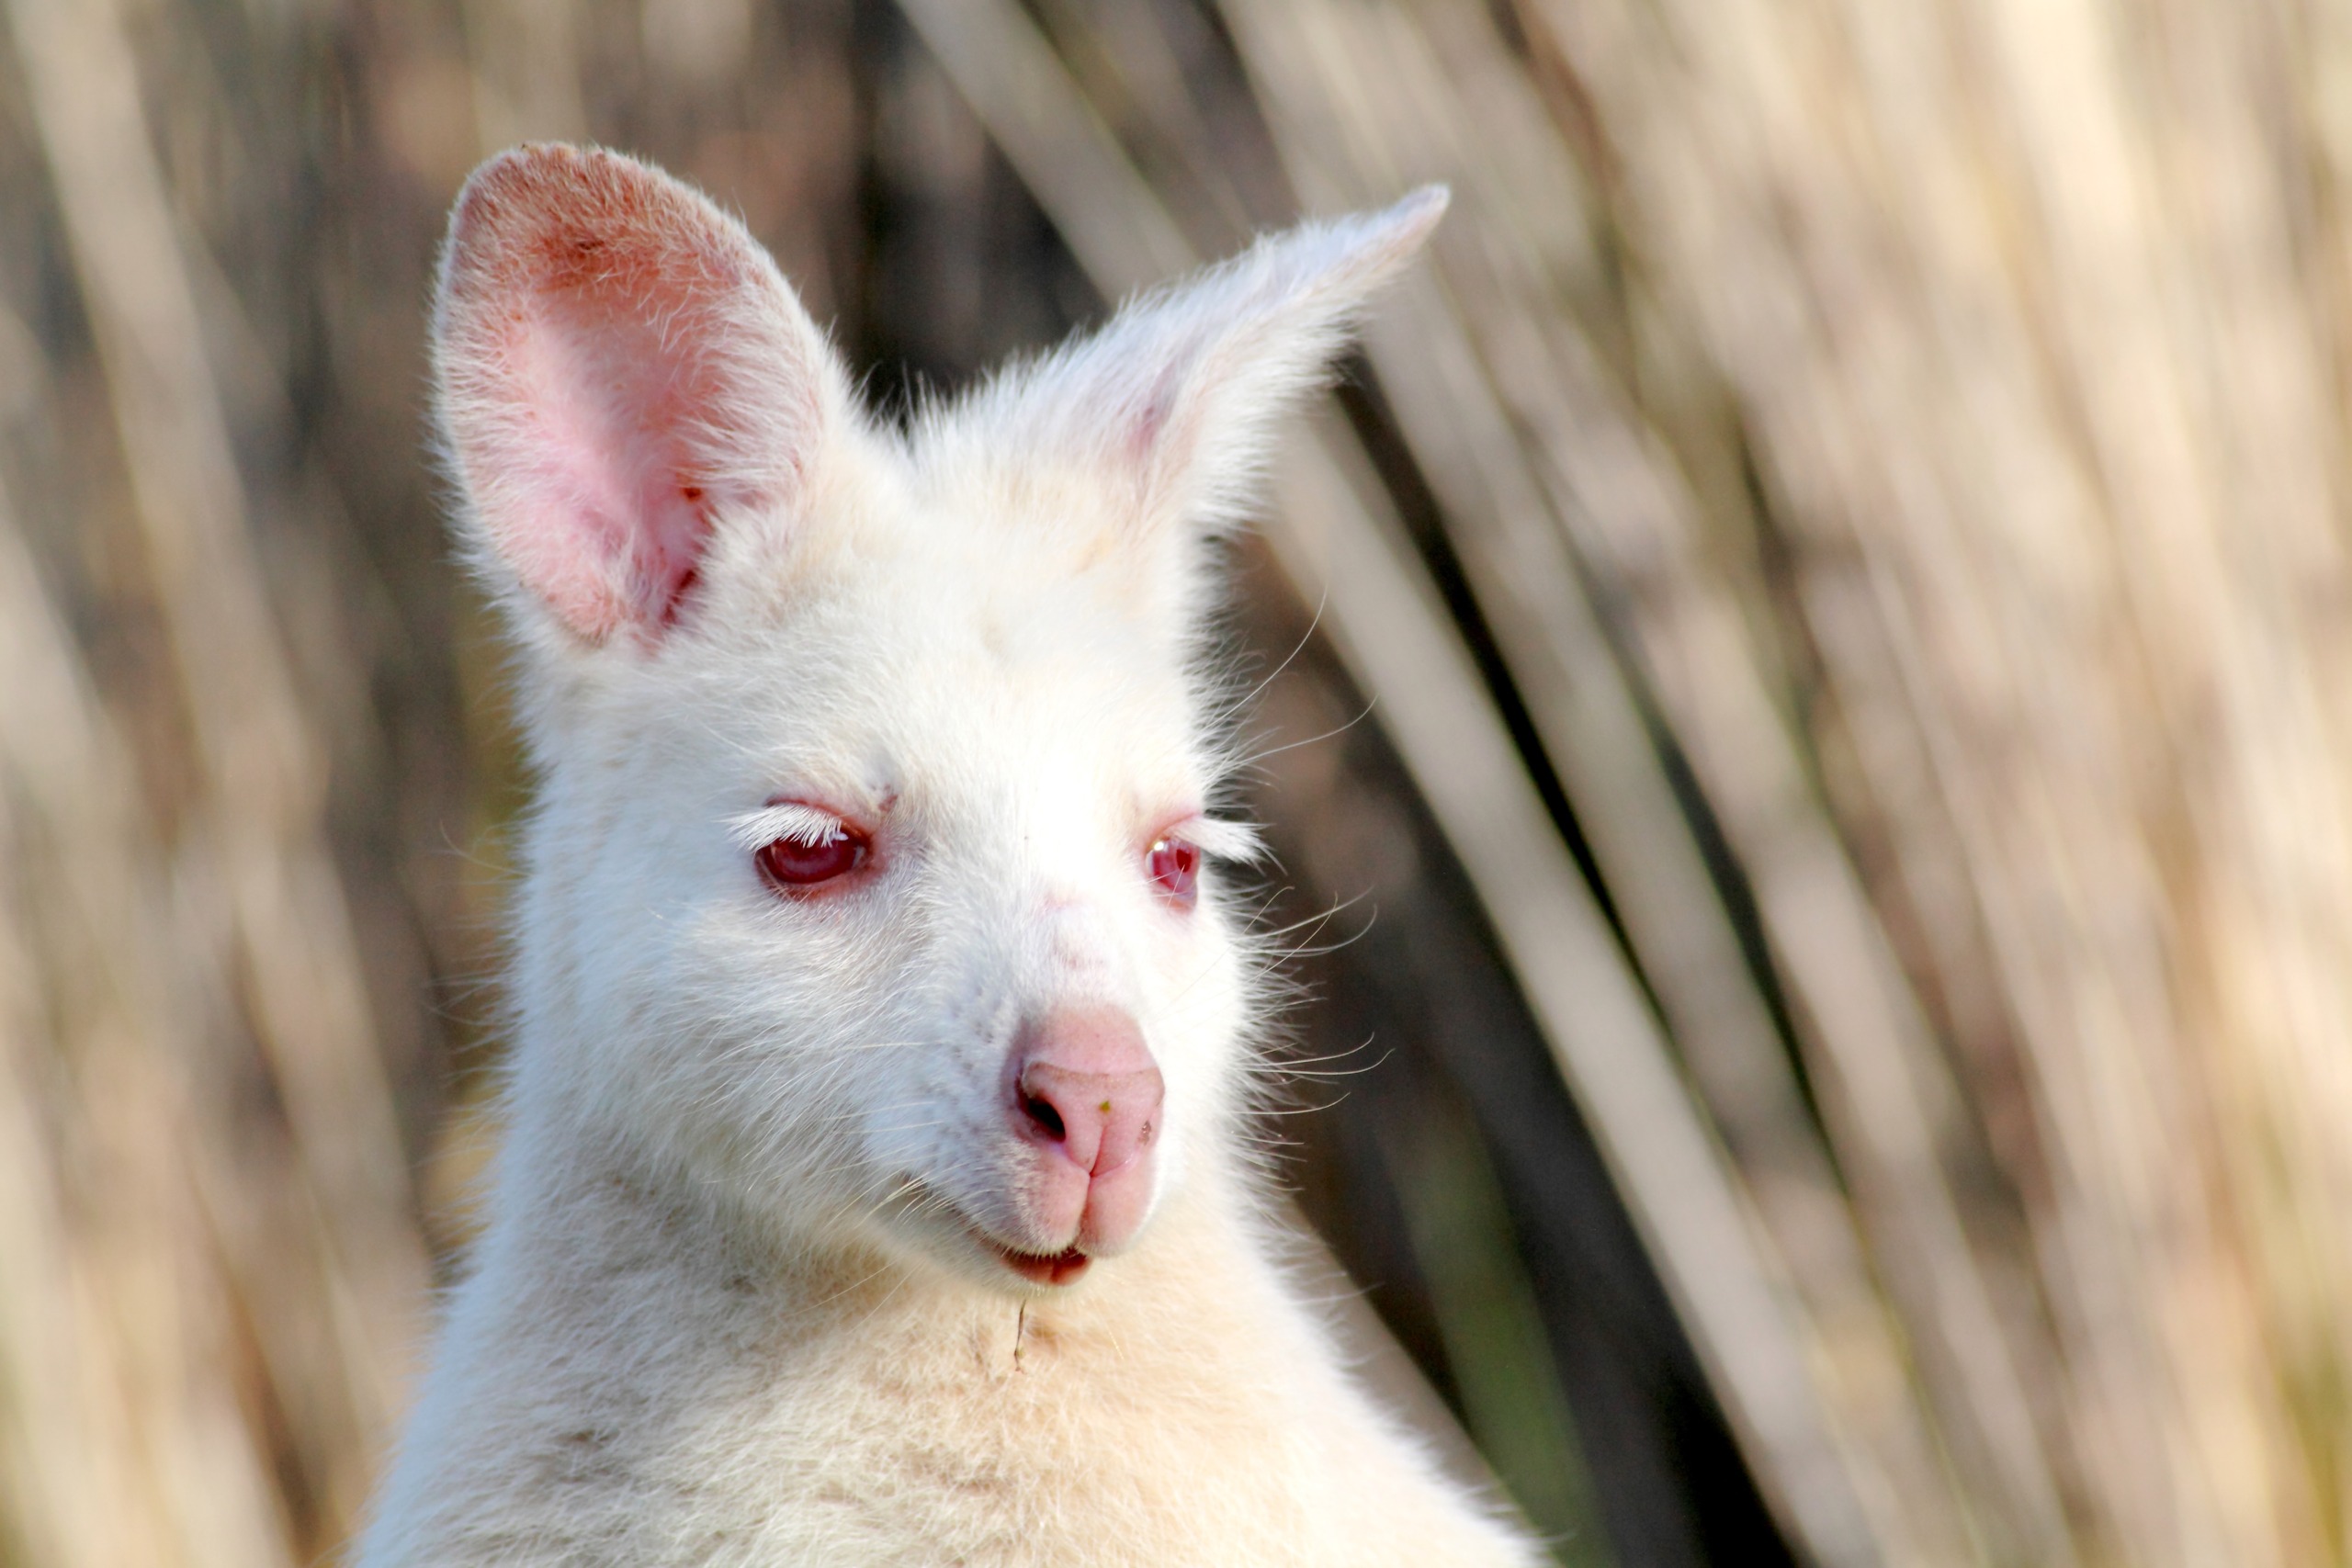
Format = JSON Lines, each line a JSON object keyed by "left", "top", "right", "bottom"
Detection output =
{"left": 757, "top": 827, "right": 869, "bottom": 892}
{"left": 1148, "top": 837, "right": 1200, "bottom": 907}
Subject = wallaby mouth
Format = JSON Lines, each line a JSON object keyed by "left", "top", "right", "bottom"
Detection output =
{"left": 988, "top": 1241, "right": 1092, "bottom": 1288}
{"left": 919, "top": 1192, "right": 1099, "bottom": 1288}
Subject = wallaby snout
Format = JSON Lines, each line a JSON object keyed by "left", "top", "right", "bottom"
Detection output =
{"left": 1006, "top": 1010, "right": 1164, "bottom": 1257}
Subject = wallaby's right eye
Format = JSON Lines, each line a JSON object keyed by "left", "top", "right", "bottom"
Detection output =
{"left": 733, "top": 799, "right": 876, "bottom": 894}
{"left": 756, "top": 823, "right": 870, "bottom": 893}
{"left": 1146, "top": 836, "right": 1201, "bottom": 908}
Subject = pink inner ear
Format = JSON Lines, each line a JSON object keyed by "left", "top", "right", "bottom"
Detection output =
{"left": 438, "top": 147, "right": 826, "bottom": 648}
{"left": 494, "top": 292, "right": 719, "bottom": 639}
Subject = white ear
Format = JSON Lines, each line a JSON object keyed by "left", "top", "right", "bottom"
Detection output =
{"left": 961, "top": 187, "right": 1447, "bottom": 558}
{"left": 433, "top": 143, "right": 850, "bottom": 648}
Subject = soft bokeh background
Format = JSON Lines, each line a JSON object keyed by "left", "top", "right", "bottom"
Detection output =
{"left": 6, "top": 1, "right": 2352, "bottom": 1564}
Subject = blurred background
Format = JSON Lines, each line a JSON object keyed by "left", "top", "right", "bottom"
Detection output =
{"left": 5, "top": 0, "right": 2352, "bottom": 1564}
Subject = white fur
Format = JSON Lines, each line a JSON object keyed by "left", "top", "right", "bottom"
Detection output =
{"left": 356, "top": 144, "right": 1538, "bottom": 1567}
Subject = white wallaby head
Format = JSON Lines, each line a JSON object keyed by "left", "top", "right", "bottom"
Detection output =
{"left": 435, "top": 143, "right": 1442, "bottom": 1292}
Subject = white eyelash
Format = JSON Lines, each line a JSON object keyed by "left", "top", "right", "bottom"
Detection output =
{"left": 1177, "top": 816, "right": 1268, "bottom": 865}
{"left": 728, "top": 802, "right": 851, "bottom": 852}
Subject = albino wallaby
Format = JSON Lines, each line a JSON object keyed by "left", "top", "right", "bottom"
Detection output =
{"left": 356, "top": 143, "right": 1540, "bottom": 1568}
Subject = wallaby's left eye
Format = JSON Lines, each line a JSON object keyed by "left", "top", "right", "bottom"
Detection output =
{"left": 758, "top": 826, "right": 869, "bottom": 892}
{"left": 1147, "top": 837, "right": 1200, "bottom": 908}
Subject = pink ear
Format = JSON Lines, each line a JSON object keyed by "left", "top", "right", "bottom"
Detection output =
{"left": 434, "top": 144, "right": 842, "bottom": 645}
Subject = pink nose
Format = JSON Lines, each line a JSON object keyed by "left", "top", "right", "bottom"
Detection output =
{"left": 1007, "top": 1009, "right": 1165, "bottom": 1252}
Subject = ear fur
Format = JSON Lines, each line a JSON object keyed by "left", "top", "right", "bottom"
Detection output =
{"left": 943, "top": 187, "right": 1448, "bottom": 575}
{"left": 433, "top": 144, "right": 850, "bottom": 649}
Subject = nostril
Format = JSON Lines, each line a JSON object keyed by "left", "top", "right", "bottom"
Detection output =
{"left": 1022, "top": 1093, "right": 1067, "bottom": 1142}
{"left": 1007, "top": 1009, "right": 1165, "bottom": 1180}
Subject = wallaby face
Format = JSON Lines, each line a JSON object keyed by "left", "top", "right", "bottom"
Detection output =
{"left": 435, "top": 144, "right": 1442, "bottom": 1294}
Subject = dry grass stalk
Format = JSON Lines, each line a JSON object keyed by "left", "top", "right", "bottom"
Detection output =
{"left": 1502, "top": 0, "right": 2352, "bottom": 1561}
{"left": 0, "top": 462, "right": 293, "bottom": 1568}
{"left": 2, "top": 0, "right": 430, "bottom": 1550}
{"left": 0, "top": 510, "right": 282, "bottom": 1568}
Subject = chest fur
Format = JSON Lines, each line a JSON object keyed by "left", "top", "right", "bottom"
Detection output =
{"left": 485, "top": 1292, "right": 1355, "bottom": 1566}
